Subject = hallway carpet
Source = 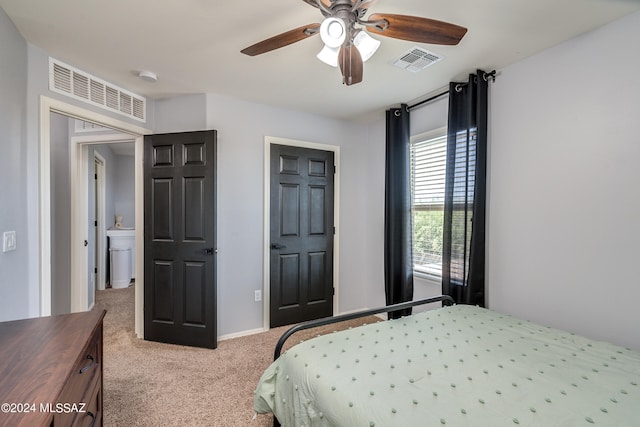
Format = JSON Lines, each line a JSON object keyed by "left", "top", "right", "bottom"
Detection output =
{"left": 95, "top": 286, "right": 377, "bottom": 426}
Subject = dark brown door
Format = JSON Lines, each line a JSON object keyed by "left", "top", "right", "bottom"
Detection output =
{"left": 270, "top": 144, "right": 334, "bottom": 327}
{"left": 144, "top": 130, "right": 217, "bottom": 349}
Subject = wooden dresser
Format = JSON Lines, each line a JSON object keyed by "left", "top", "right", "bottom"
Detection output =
{"left": 0, "top": 309, "right": 106, "bottom": 427}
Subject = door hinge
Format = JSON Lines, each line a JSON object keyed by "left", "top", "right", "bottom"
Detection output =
{"left": 332, "top": 287, "right": 335, "bottom": 296}
{"left": 94, "top": 173, "right": 97, "bottom": 180}
{"left": 94, "top": 267, "right": 98, "bottom": 274}
{"left": 94, "top": 220, "right": 98, "bottom": 227}
{"left": 333, "top": 226, "right": 336, "bottom": 235}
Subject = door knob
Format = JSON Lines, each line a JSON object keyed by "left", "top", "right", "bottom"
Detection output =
{"left": 270, "top": 243, "right": 286, "bottom": 250}
{"left": 204, "top": 248, "right": 216, "bottom": 255}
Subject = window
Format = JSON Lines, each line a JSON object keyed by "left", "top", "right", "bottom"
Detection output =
{"left": 448, "top": 127, "right": 477, "bottom": 285}
{"left": 410, "top": 128, "right": 447, "bottom": 278}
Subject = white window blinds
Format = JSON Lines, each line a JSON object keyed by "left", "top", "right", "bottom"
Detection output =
{"left": 411, "top": 131, "right": 447, "bottom": 277}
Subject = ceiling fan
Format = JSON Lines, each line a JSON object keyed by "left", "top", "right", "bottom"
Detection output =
{"left": 241, "top": 0, "right": 467, "bottom": 86}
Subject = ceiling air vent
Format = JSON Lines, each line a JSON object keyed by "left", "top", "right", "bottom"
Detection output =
{"left": 392, "top": 47, "right": 443, "bottom": 73}
{"left": 49, "top": 58, "right": 146, "bottom": 122}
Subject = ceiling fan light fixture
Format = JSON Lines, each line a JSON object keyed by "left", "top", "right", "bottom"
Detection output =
{"left": 317, "top": 45, "right": 340, "bottom": 67}
{"left": 353, "top": 30, "right": 380, "bottom": 62}
{"left": 320, "top": 17, "right": 346, "bottom": 48}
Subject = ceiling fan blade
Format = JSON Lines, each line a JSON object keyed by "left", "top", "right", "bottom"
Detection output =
{"left": 241, "top": 23, "right": 320, "bottom": 56}
{"left": 366, "top": 13, "right": 467, "bottom": 45}
{"left": 338, "top": 44, "right": 363, "bottom": 86}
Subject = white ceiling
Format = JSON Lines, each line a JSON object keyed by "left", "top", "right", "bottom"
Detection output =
{"left": 2, "top": 0, "right": 639, "bottom": 120}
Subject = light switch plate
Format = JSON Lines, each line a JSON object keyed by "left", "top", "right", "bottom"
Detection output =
{"left": 3, "top": 231, "right": 16, "bottom": 252}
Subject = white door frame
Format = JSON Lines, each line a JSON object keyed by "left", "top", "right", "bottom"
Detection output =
{"left": 93, "top": 152, "right": 106, "bottom": 293}
{"left": 40, "top": 96, "right": 150, "bottom": 338}
{"left": 262, "top": 136, "right": 340, "bottom": 331}
{"left": 70, "top": 134, "right": 133, "bottom": 311}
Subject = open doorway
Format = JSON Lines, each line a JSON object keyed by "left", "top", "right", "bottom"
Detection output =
{"left": 70, "top": 134, "right": 136, "bottom": 308}
{"left": 40, "top": 96, "right": 149, "bottom": 337}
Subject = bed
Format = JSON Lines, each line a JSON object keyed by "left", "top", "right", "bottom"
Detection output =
{"left": 254, "top": 296, "right": 640, "bottom": 426}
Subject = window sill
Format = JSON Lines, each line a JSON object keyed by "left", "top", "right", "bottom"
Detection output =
{"left": 413, "top": 271, "right": 441, "bottom": 286}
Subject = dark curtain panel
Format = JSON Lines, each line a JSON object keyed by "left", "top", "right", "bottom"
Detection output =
{"left": 442, "top": 70, "right": 488, "bottom": 307}
{"left": 384, "top": 104, "right": 414, "bottom": 319}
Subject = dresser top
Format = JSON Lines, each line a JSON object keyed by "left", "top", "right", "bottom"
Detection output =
{"left": 0, "top": 309, "right": 106, "bottom": 427}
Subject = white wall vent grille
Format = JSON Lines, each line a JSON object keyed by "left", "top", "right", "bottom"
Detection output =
{"left": 74, "top": 120, "right": 109, "bottom": 133}
{"left": 49, "top": 58, "right": 146, "bottom": 122}
{"left": 392, "top": 47, "right": 443, "bottom": 73}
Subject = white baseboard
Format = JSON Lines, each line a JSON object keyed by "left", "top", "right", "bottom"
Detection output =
{"left": 217, "top": 308, "right": 388, "bottom": 342}
{"left": 218, "top": 327, "right": 266, "bottom": 342}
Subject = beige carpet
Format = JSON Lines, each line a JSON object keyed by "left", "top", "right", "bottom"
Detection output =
{"left": 95, "top": 286, "right": 378, "bottom": 426}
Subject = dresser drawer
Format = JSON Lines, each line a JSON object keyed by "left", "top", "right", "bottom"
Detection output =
{"left": 0, "top": 309, "right": 105, "bottom": 427}
{"left": 74, "top": 381, "right": 102, "bottom": 427}
{"left": 54, "top": 327, "right": 102, "bottom": 426}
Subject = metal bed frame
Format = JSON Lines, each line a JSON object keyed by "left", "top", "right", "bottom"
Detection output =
{"left": 270, "top": 295, "right": 455, "bottom": 426}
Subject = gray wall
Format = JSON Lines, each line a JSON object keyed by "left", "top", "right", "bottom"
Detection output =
{"left": 487, "top": 10, "right": 640, "bottom": 350}
{"left": 154, "top": 94, "right": 207, "bottom": 133}
{"left": 112, "top": 154, "right": 135, "bottom": 228}
{"left": 50, "top": 112, "right": 71, "bottom": 315}
{"left": 0, "top": 8, "right": 30, "bottom": 320}
{"left": 205, "top": 93, "right": 371, "bottom": 336}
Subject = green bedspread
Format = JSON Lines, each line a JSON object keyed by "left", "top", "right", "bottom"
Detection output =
{"left": 254, "top": 305, "right": 640, "bottom": 426}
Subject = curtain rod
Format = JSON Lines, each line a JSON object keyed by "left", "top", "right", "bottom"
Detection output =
{"left": 408, "top": 89, "right": 449, "bottom": 111}
{"left": 408, "top": 70, "right": 497, "bottom": 111}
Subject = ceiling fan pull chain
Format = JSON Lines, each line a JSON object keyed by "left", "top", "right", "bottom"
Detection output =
{"left": 346, "top": 46, "right": 353, "bottom": 85}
